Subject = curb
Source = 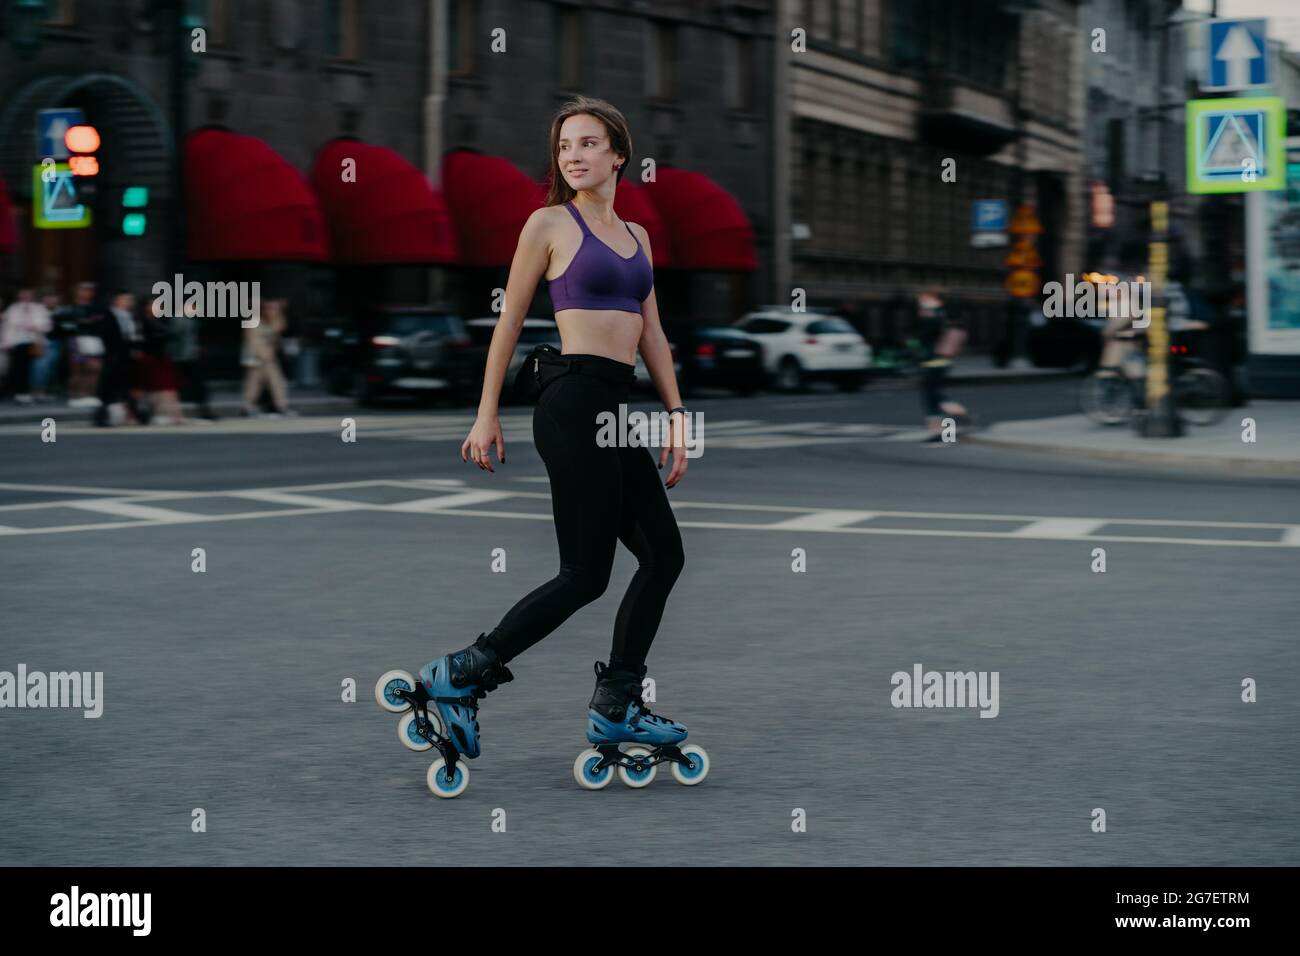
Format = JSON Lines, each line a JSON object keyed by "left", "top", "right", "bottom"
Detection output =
{"left": 965, "top": 433, "right": 1300, "bottom": 478}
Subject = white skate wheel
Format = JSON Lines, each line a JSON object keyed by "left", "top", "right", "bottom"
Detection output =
{"left": 574, "top": 748, "right": 614, "bottom": 790}
{"left": 398, "top": 710, "right": 442, "bottom": 752}
{"left": 375, "top": 669, "right": 416, "bottom": 713}
{"left": 670, "top": 744, "right": 709, "bottom": 786}
{"left": 427, "top": 757, "right": 470, "bottom": 798}
{"left": 617, "top": 746, "right": 656, "bottom": 788}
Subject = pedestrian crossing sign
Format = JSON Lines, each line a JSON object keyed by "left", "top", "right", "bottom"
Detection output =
{"left": 32, "top": 162, "right": 92, "bottom": 229}
{"left": 1186, "top": 97, "right": 1285, "bottom": 194}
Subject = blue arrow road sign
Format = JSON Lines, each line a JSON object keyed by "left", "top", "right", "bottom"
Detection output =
{"left": 1206, "top": 19, "right": 1270, "bottom": 91}
{"left": 35, "top": 108, "right": 84, "bottom": 161}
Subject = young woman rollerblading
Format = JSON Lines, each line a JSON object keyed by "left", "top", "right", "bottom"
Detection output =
{"left": 376, "top": 96, "right": 706, "bottom": 798}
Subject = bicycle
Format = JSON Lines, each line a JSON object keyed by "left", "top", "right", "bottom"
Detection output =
{"left": 1080, "top": 327, "right": 1230, "bottom": 427}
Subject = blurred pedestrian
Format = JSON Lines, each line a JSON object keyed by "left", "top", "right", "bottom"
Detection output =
{"left": 0, "top": 287, "right": 52, "bottom": 405}
{"left": 94, "top": 290, "right": 143, "bottom": 427}
{"left": 241, "top": 298, "right": 293, "bottom": 417}
{"left": 31, "top": 290, "right": 63, "bottom": 401}
{"left": 138, "top": 294, "right": 185, "bottom": 425}
{"left": 169, "top": 296, "right": 217, "bottom": 420}
{"left": 915, "top": 288, "right": 971, "bottom": 440}
{"left": 60, "top": 282, "right": 107, "bottom": 408}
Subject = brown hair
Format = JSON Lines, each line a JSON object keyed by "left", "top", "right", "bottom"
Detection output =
{"left": 543, "top": 96, "right": 633, "bottom": 207}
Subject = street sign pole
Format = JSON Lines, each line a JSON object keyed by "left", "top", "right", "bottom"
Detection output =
{"left": 1138, "top": 200, "right": 1182, "bottom": 436}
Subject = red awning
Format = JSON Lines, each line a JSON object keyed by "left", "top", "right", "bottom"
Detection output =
{"left": 441, "top": 149, "right": 544, "bottom": 266}
{"left": 641, "top": 168, "right": 757, "bottom": 270}
{"left": 311, "top": 139, "right": 459, "bottom": 264}
{"left": 185, "top": 128, "right": 329, "bottom": 261}
{"left": 0, "top": 175, "right": 16, "bottom": 255}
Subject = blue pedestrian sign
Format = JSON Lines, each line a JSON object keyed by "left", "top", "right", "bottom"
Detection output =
{"left": 1205, "top": 19, "right": 1270, "bottom": 92}
{"left": 35, "top": 108, "right": 85, "bottom": 161}
{"left": 1187, "top": 97, "right": 1286, "bottom": 194}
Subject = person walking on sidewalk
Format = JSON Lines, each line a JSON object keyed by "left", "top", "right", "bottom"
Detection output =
{"left": 169, "top": 297, "right": 217, "bottom": 420}
{"left": 240, "top": 298, "right": 293, "bottom": 417}
{"left": 916, "top": 288, "right": 971, "bottom": 440}
{"left": 0, "top": 287, "right": 52, "bottom": 405}
{"left": 60, "top": 282, "right": 107, "bottom": 408}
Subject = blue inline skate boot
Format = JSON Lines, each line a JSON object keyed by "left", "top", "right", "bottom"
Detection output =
{"left": 573, "top": 660, "right": 709, "bottom": 790}
{"left": 374, "top": 632, "right": 513, "bottom": 798}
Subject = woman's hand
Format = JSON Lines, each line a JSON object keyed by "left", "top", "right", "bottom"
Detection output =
{"left": 462, "top": 415, "right": 505, "bottom": 472}
{"left": 658, "top": 412, "right": 689, "bottom": 488}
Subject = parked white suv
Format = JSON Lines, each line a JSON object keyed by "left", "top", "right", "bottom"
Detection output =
{"left": 734, "top": 309, "right": 871, "bottom": 391}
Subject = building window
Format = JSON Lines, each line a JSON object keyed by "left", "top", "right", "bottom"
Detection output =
{"left": 42, "top": 0, "right": 75, "bottom": 24}
{"left": 555, "top": 6, "right": 581, "bottom": 90}
{"left": 889, "top": 0, "right": 1014, "bottom": 89}
{"left": 646, "top": 21, "right": 677, "bottom": 100}
{"left": 727, "top": 33, "right": 754, "bottom": 111}
{"left": 207, "top": 0, "right": 230, "bottom": 47}
{"left": 448, "top": 0, "right": 476, "bottom": 75}
{"left": 324, "top": 0, "right": 359, "bottom": 61}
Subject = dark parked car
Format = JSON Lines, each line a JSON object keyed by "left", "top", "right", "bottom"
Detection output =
{"left": 321, "top": 306, "right": 475, "bottom": 405}
{"left": 663, "top": 323, "right": 764, "bottom": 396}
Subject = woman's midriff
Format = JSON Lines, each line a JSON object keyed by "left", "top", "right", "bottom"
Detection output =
{"left": 553, "top": 309, "right": 643, "bottom": 365}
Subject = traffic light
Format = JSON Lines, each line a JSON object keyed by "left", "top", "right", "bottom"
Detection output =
{"left": 121, "top": 185, "right": 148, "bottom": 237}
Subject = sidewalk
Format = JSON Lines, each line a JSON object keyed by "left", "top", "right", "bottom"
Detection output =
{"left": 0, "top": 384, "right": 355, "bottom": 426}
{"left": 945, "top": 355, "right": 1076, "bottom": 384}
{"left": 968, "top": 402, "right": 1300, "bottom": 476}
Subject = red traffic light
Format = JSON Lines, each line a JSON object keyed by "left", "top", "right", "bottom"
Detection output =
{"left": 64, "top": 125, "right": 101, "bottom": 154}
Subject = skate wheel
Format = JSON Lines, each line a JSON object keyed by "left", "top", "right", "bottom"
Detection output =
{"left": 617, "top": 746, "right": 656, "bottom": 788}
{"left": 670, "top": 744, "right": 709, "bottom": 786}
{"left": 375, "top": 669, "right": 416, "bottom": 713}
{"left": 574, "top": 749, "right": 614, "bottom": 790}
{"left": 426, "top": 757, "right": 469, "bottom": 798}
{"left": 398, "top": 710, "right": 442, "bottom": 752}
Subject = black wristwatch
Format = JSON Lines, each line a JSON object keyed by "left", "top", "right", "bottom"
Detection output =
{"left": 667, "top": 405, "right": 688, "bottom": 416}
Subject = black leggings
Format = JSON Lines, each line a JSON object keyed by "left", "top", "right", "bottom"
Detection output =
{"left": 486, "top": 354, "right": 685, "bottom": 670}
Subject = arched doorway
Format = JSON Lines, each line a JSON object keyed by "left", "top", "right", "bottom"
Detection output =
{"left": 0, "top": 73, "right": 171, "bottom": 299}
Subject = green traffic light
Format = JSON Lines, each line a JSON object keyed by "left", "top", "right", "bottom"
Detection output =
{"left": 122, "top": 186, "right": 149, "bottom": 208}
{"left": 122, "top": 213, "right": 146, "bottom": 236}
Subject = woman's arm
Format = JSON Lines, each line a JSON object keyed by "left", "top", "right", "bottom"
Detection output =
{"left": 476, "top": 208, "right": 552, "bottom": 419}
{"left": 631, "top": 224, "right": 688, "bottom": 487}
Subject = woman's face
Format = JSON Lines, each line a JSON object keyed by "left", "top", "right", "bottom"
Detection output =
{"left": 558, "top": 114, "right": 621, "bottom": 190}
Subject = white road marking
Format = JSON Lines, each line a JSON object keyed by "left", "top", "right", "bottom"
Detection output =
{"left": 387, "top": 490, "right": 518, "bottom": 511}
{"left": 1010, "top": 518, "right": 1109, "bottom": 538}
{"left": 0, "top": 481, "right": 1294, "bottom": 548}
{"left": 66, "top": 499, "right": 210, "bottom": 522}
{"left": 765, "top": 510, "right": 878, "bottom": 530}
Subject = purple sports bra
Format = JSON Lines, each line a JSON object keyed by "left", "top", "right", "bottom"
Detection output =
{"left": 548, "top": 201, "right": 653, "bottom": 314}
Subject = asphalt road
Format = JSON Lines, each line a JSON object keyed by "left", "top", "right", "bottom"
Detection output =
{"left": 2, "top": 378, "right": 1296, "bottom": 865}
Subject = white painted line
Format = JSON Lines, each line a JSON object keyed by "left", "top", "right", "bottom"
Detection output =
{"left": 387, "top": 490, "right": 518, "bottom": 512}
{"left": 1281, "top": 526, "right": 1300, "bottom": 547}
{"left": 1010, "top": 518, "right": 1108, "bottom": 538}
{"left": 225, "top": 491, "right": 375, "bottom": 510}
{"left": 0, "top": 481, "right": 183, "bottom": 496}
{"left": 765, "top": 510, "right": 878, "bottom": 530}
{"left": 67, "top": 500, "right": 210, "bottom": 522}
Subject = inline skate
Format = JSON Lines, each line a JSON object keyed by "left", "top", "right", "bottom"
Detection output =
{"left": 374, "top": 632, "right": 513, "bottom": 798}
{"left": 573, "top": 660, "right": 709, "bottom": 790}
